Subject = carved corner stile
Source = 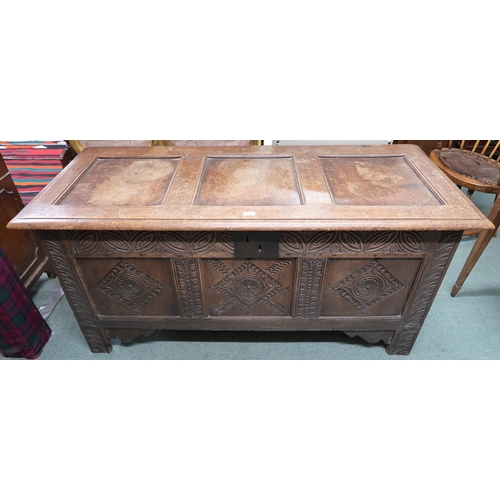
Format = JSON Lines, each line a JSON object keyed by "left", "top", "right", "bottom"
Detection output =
{"left": 40, "top": 231, "right": 112, "bottom": 353}
{"left": 386, "top": 231, "right": 462, "bottom": 355}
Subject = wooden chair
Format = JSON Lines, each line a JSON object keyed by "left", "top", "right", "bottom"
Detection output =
{"left": 429, "top": 140, "right": 500, "bottom": 295}
{"left": 449, "top": 195, "right": 500, "bottom": 296}
{"left": 430, "top": 140, "right": 500, "bottom": 202}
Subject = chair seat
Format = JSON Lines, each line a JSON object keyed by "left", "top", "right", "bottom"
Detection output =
{"left": 434, "top": 148, "right": 500, "bottom": 186}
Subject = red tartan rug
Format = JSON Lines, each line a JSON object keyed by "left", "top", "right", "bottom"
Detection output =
{"left": 0, "top": 140, "right": 66, "bottom": 205}
{"left": 0, "top": 246, "right": 52, "bottom": 359}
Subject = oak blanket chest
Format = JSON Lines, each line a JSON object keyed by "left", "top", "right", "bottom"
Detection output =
{"left": 9, "top": 145, "right": 493, "bottom": 355}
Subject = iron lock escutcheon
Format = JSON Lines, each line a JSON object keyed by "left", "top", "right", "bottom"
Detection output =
{"left": 233, "top": 231, "right": 280, "bottom": 259}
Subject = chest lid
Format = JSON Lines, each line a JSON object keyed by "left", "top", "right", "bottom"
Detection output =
{"left": 8, "top": 144, "right": 493, "bottom": 232}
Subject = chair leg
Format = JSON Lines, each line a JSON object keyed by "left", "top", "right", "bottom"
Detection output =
{"left": 451, "top": 195, "right": 500, "bottom": 296}
{"left": 495, "top": 194, "right": 499, "bottom": 237}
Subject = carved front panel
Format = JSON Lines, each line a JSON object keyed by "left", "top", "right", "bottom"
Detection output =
{"left": 321, "top": 258, "right": 422, "bottom": 317}
{"left": 201, "top": 259, "right": 295, "bottom": 317}
{"left": 58, "top": 228, "right": 450, "bottom": 354}
{"left": 69, "top": 229, "right": 431, "bottom": 321}
{"left": 77, "top": 258, "right": 180, "bottom": 317}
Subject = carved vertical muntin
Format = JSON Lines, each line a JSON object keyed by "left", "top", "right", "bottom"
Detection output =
{"left": 171, "top": 258, "right": 205, "bottom": 318}
{"left": 40, "top": 231, "right": 111, "bottom": 353}
{"left": 387, "top": 231, "right": 462, "bottom": 355}
{"left": 294, "top": 258, "right": 326, "bottom": 319}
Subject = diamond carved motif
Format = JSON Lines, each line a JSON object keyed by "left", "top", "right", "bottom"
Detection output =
{"left": 94, "top": 260, "right": 165, "bottom": 313}
{"left": 213, "top": 261, "right": 286, "bottom": 314}
{"left": 331, "top": 261, "right": 403, "bottom": 312}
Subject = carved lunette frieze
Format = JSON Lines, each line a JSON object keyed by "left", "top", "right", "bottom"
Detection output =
{"left": 296, "top": 259, "right": 325, "bottom": 319}
{"left": 70, "top": 230, "right": 428, "bottom": 258}
{"left": 40, "top": 231, "right": 110, "bottom": 353}
{"left": 172, "top": 258, "right": 204, "bottom": 318}
{"left": 71, "top": 231, "right": 234, "bottom": 256}
{"left": 387, "top": 231, "right": 461, "bottom": 355}
{"left": 280, "top": 231, "right": 428, "bottom": 256}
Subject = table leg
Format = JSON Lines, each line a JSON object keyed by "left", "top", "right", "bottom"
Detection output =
{"left": 451, "top": 196, "right": 500, "bottom": 296}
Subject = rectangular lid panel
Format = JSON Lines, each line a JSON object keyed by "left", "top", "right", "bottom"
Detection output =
{"left": 58, "top": 158, "right": 180, "bottom": 207}
{"left": 319, "top": 155, "right": 442, "bottom": 206}
{"left": 195, "top": 156, "right": 303, "bottom": 206}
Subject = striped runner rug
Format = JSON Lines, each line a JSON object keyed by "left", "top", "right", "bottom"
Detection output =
{"left": 0, "top": 140, "right": 66, "bottom": 205}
